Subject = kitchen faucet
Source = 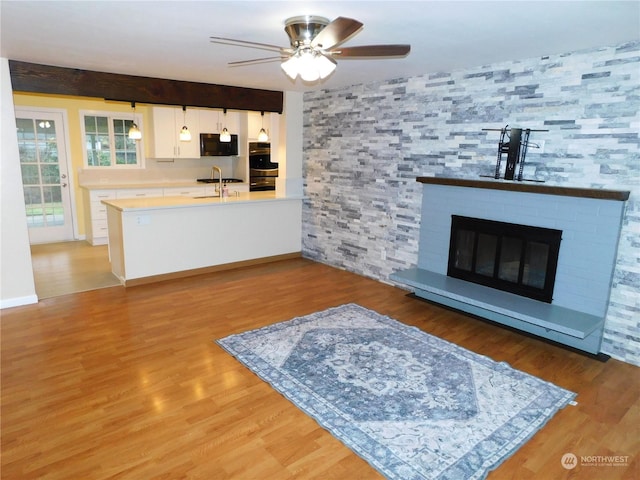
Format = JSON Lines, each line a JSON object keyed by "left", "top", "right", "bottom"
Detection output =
{"left": 210, "top": 165, "right": 222, "bottom": 197}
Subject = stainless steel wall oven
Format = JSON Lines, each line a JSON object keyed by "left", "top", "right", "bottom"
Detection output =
{"left": 249, "top": 142, "right": 277, "bottom": 191}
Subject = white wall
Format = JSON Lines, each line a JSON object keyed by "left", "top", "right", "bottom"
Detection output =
{"left": 0, "top": 57, "right": 37, "bottom": 308}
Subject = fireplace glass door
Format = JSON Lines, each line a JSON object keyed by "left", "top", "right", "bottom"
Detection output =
{"left": 448, "top": 216, "right": 562, "bottom": 303}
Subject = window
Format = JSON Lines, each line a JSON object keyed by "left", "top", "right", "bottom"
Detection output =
{"left": 80, "top": 111, "right": 144, "bottom": 168}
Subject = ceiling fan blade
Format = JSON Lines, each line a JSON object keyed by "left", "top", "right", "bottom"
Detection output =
{"left": 210, "top": 36, "right": 289, "bottom": 54}
{"left": 311, "top": 17, "right": 363, "bottom": 50}
{"left": 228, "top": 56, "right": 287, "bottom": 67}
{"left": 330, "top": 44, "right": 411, "bottom": 58}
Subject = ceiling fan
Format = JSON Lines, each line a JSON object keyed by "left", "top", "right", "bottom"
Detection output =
{"left": 210, "top": 15, "right": 411, "bottom": 83}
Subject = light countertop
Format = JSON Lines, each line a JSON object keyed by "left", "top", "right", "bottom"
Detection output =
{"left": 102, "top": 191, "right": 304, "bottom": 212}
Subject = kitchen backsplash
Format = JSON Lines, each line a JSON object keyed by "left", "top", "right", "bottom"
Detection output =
{"left": 302, "top": 40, "right": 640, "bottom": 365}
{"left": 78, "top": 156, "right": 241, "bottom": 184}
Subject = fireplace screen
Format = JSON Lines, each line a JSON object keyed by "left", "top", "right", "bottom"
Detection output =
{"left": 448, "top": 216, "right": 562, "bottom": 303}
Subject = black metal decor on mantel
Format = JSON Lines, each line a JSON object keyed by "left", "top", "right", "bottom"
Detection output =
{"left": 482, "top": 125, "right": 548, "bottom": 182}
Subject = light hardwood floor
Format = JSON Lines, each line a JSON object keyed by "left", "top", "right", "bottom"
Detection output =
{"left": 30, "top": 241, "right": 120, "bottom": 299}
{"left": 2, "top": 258, "right": 638, "bottom": 479}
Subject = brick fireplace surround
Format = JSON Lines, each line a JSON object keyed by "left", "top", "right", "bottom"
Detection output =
{"left": 392, "top": 177, "right": 629, "bottom": 356}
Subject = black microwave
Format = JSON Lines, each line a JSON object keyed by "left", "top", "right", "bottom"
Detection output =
{"left": 200, "top": 133, "right": 239, "bottom": 156}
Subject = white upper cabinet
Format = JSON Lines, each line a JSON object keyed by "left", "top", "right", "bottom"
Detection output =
{"left": 149, "top": 106, "right": 201, "bottom": 159}
{"left": 198, "top": 109, "right": 240, "bottom": 136}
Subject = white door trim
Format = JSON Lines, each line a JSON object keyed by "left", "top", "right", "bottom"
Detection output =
{"left": 15, "top": 106, "right": 78, "bottom": 242}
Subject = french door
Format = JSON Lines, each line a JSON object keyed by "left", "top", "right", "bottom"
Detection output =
{"left": 15, "top": 109, "right": 74, "bottom": 244}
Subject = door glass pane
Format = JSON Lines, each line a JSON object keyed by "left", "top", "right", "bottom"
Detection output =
{"left": 21, "top": 164, "right": 40, "bottom": 185}
{"left": 454, "top": 229, "right": 475, "bottom": 271}
{"left": 498, "top": 237, "right": 522, "bottom": 283}
{"left": 523, "top": 242, "right": 549, "bottom": 289}
{"left": 475, "top": 233, "right": 497, "bottom": 277}
{"left": 41, "top": 164, "right": 60, "bottom": 184}
{"left": 42, "top": 186, "right": 64, "bottom": 226}
{"left": 16, "top": 118, "right": 37, "bottom": 162}
{"left": 23, "top": 186, "right": 43, "bottom": 227}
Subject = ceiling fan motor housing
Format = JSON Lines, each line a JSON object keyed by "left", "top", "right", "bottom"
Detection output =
{"left": 284, "top": 16, "right": 329, "bottom": 48}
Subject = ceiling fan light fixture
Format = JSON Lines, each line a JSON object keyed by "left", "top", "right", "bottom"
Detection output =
{"left": 282, "top": 49, "right": 336, "bottom": 82}
{"left": 316, "top": 54, "right": 337, "bottom": 79}
{"left": 298, "top": 51, "right": 320, "bottom": 82}
{"left": 281, "top": 54, "right": 301, "bottom": 79}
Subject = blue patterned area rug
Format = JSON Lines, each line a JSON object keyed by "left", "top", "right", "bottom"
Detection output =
{"left": 216, "top": 303, "right": 576, "bottom": 480}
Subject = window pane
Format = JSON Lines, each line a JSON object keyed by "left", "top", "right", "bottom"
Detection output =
{"left": 96, "top": 116, "right": 109, "bottom": 133}
{"left": 85, "top": 115, "right": 96, "bottom": 132}
{"left": 113, "top": 118, "right": 125, "bottom": 134}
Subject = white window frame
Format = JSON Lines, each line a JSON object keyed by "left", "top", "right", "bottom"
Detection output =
{"left": 79, "top": 109, "right": 146, "bottom": 168}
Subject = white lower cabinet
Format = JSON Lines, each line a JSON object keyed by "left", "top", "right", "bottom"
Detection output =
{"left": 83, "top": 189, "right": 117, "bottom": 246}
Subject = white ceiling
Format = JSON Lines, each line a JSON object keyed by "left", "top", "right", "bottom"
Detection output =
{"left": 2, "top": 1, "right": 639, "bottom": 93}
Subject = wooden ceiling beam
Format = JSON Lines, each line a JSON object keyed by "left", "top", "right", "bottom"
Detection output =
{"left": 8, "top": 60, "right": 283, "bottom": 113}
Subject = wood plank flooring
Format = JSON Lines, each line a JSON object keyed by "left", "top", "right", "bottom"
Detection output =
{"left": 2, "top": 258, "right": 638, "bottom": 479}
{"left": 30, "top": 241, "right": 120, "bottom": 299}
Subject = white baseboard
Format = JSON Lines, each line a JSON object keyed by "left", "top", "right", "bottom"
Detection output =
{"left": 1, "top": 294, "right": 38, "bottom": 309}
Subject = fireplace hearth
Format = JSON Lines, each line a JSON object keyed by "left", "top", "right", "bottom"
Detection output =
{"left": 448, "top": 216, "right": 562, "bottom": 303}
{"left": 390, "top": 177, "right": 629, "bottom": 356}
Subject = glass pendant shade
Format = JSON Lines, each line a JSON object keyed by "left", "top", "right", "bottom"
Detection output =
{"left": 179, "top": 106, "right": 191, "bottom": 141}
{"left": 179, "top": 126, "right": 191, "bottom": 141}
{"left": 257, "top": 111, "right": 269, "bottom": 142}
{"left": 128, "top": 101, "right": 142, "bottom": 140}
{"left": 128, "top": 123, "right": 142, "bottom": 140}
{"left": 220, "top": 127, "right": 231, "bottom": 142}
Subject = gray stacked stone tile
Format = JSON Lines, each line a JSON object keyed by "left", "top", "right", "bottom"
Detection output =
{"left": 302, "top": 41, "right": 640, "bottom": 365}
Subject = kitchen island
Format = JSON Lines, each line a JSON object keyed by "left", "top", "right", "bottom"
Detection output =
{"left": 103, "top": 192, "right": 302, "bottom": 286}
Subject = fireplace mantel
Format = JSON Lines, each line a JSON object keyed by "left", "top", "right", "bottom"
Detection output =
{"left": 417, "top": 177, "right": 630, "bottom": 202}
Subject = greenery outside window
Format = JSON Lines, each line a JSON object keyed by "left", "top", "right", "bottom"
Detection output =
{"left": 81, "top": 111, "right": 144, "bottom": 168}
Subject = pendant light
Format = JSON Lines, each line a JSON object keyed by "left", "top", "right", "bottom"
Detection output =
{"left": 257, "top": 111, "right": 269, "bottom": 142}
{"left": 219, "top": 108, "right": 231, "bottom": 142}
{"left": 128, "top": 102, "right": 142, "bottom": 140}
{"left": 179, "top": 106, "right": 191, "bottom": 141}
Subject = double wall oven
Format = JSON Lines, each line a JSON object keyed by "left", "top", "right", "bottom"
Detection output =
{"left": 249, "top": 142, "right": 277, "bottom": 191}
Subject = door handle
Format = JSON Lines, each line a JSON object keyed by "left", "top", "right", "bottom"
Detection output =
{"left": 62, "top": 183, "right": 68, "bottom": 187}
{"left": 61, "top": 173, "right": 67, "bottom": 179}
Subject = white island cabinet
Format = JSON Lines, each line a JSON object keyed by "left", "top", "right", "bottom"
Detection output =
{"left": 103, "top": 192, "right": 302, "bottom": 285}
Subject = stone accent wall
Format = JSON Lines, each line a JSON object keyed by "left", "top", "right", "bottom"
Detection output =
{"left": 302, "top": 41, "right": 640, "bottom": 365}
